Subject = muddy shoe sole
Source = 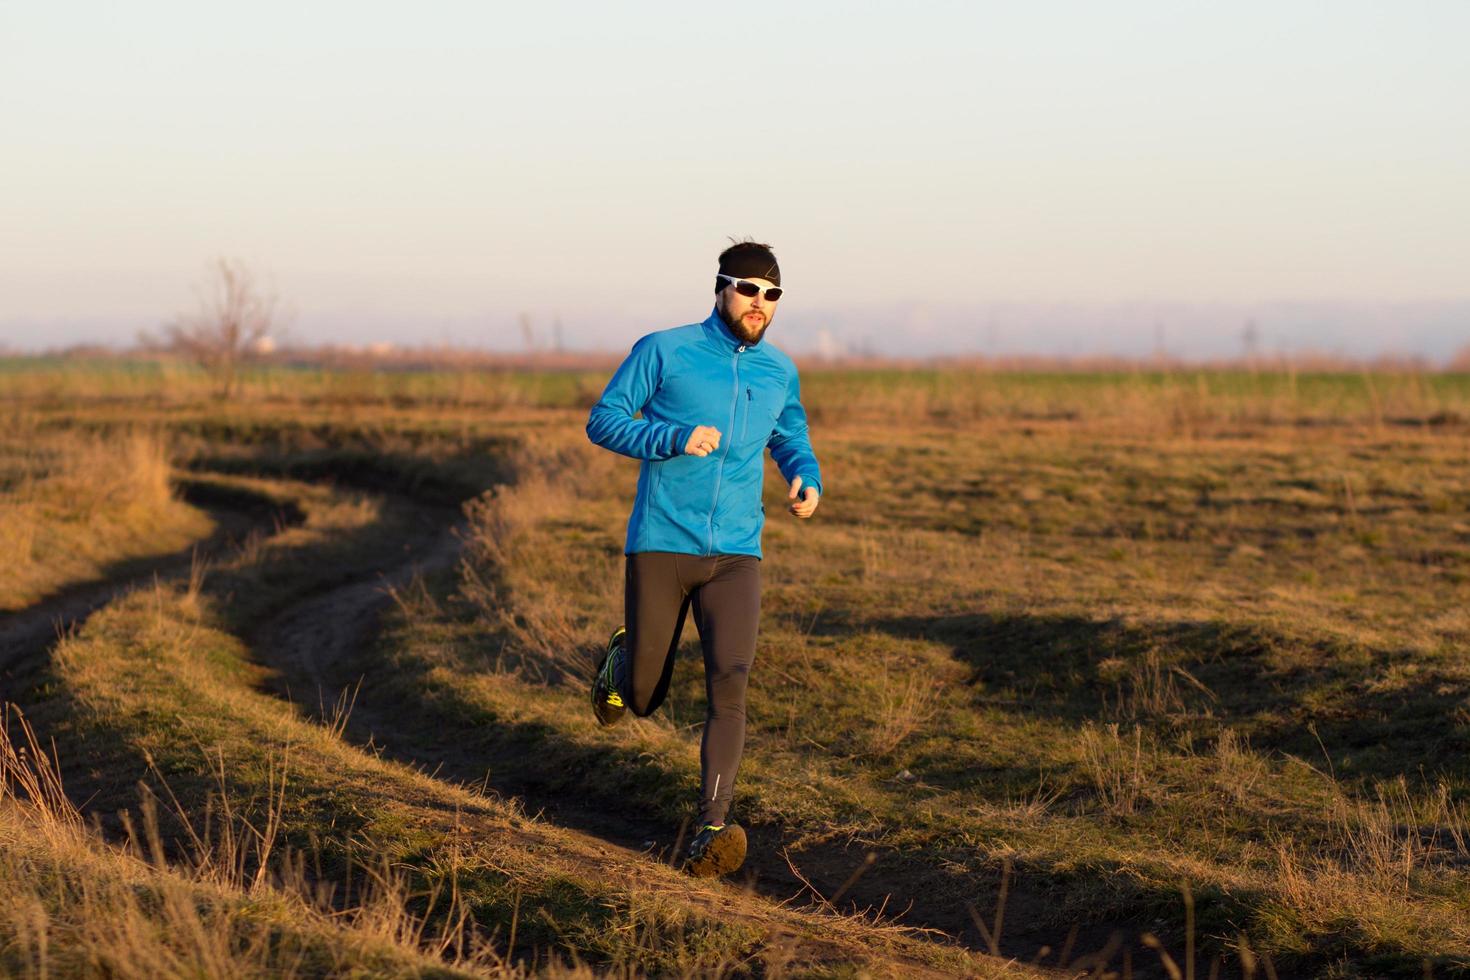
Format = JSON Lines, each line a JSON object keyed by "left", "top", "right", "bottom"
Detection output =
{"left": 684, "top": 824, "right": 747, "bottom": 879}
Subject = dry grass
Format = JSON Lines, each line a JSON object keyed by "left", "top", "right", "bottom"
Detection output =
{"left": 7, "top": 356, "right": 1470, "bottom": 430}
{"left": 35, "top": 573, "right": 1012, "bottom": 977}
{"left": 1099, "top": 649, "right": 1216, "bottom": 721}
{"left": 421, "top": 404, "right": 1470, "bottom": 972}
{"left": 1075, "top": 723, "right": 1155, "bottom": 818}
{"left": 458, "top": 434, "right": 626, "bottom": 685}
{"left": 3, "top": 450, "right": 1011, "bottom": 978}
{"left": 0, "top": 705, "right": 582, "bottom": 979}
{"left": 5, "top": 361, "right": 1470, "bottom": 975}
{"left": 0, "top": 426, "right": 213, "bottom": 610}
{"left": 868, "top": 666, "right": 942, "bottom": 757}
{"left": 0, "top": 356, "right": 609, "bottom": 412}
{"left": 1264, "top": 774, "right": 1470, "bottom": 959}
{"left": 1211, "top": 728, "right": 1269, "bottom": 806}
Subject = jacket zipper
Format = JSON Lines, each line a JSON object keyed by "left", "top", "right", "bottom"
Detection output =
{"left": 707, "top": 344, "right": 743, "bottom": 555}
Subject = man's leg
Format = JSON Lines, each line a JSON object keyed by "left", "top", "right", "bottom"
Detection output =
{"left": 689, "top": 555, "right": 760, "bottom": 826}
{"left": 623, "top": 552, "right": 695, "bottom": 717}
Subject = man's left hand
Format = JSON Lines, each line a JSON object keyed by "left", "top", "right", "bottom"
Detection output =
{"left": 787, "top": 476, "right": 820, "bottom": 519}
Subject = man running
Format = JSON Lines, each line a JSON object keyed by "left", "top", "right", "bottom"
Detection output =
{"left": 584, "top": 239, "right": 822, "bottom": 879}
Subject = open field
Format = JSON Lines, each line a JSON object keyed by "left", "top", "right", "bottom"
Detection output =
{"left": 3, "top": 360, "right": 1470, "bottom": 977}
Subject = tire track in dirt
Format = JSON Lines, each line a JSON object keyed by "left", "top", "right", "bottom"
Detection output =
{"left": 0, "top": 486, "right": 290, "bottom": 678}
{"left": 252, "top": 521, "right": 464, "bottom": 700}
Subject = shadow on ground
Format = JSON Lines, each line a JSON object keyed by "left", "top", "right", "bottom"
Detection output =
{"left": 863, "top": 610, "right": 1470, "bottom": 788}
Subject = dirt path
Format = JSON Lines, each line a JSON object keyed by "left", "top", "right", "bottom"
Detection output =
{"left": 0, "top": 501, "right": 266, "bottom": 677}
{"left": 252, "top": 522, "right": 464, "bottom": 694}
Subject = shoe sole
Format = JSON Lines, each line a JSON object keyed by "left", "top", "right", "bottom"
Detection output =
{"left": 591, "top": 639, "right": 626, "bottom": 728}
{"left": 684, "top": 825, "right": 747, "bottom": 879}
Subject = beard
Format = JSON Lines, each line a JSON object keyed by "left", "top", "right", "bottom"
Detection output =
{"left": 722, "top": 306, "right": 770, "bottom": 345}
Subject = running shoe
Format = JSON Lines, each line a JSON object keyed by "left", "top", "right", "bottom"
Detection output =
{"left": 683, "top": 822, "right": 747, "bottom": 879}
{"left": 591, "top": 626, "right": 627, "bottom": 727}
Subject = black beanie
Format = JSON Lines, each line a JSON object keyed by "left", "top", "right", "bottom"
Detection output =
{"left": 715, "top": 244, "right": 780, "bottom": 292}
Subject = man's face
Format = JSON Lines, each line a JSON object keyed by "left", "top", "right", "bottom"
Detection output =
{"left": 717, "top": 278, "right": 779, "bottom": 345}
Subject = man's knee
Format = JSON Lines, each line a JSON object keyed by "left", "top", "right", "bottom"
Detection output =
{"left": 707, "top": 665, "right": 751, "bottom": 715}
{"left": 627, "top": 676, "right": 663, "bottom": 718}
{"left": 710, "top": 664, "right": 752, "bottom": 691}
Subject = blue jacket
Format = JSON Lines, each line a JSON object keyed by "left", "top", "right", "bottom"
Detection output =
{"left": 586, "top": 310, "right": 823, "bottom": 559}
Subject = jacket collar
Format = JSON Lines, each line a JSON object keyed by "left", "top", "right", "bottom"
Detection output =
{"left": 701, "top": 309, "right": 764, "bottom": 352}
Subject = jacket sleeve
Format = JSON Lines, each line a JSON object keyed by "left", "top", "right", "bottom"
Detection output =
{"left": 586, "top": 335, "right": 690, "bottom": 461}
{"left": 767, "top": 368, "right": 822, "bottom": 495}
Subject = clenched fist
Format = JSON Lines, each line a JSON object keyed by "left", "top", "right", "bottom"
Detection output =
{"left": 788, "top": 476, "right": 820, "bottom": 518}
{"left": 684, "top": 425, "right": 723, "bottom": 457}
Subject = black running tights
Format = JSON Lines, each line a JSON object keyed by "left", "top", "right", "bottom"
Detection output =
{"left": 623, "top": 551, "right": 759, "bottom": 826}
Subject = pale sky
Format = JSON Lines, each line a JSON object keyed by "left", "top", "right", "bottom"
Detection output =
{"left": 3, "top": 2, "right": 1468, "bottom": 358}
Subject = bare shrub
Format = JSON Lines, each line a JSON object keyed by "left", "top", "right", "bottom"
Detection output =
{"left": 160, "top": 257, "right": 280, "bottom": 399}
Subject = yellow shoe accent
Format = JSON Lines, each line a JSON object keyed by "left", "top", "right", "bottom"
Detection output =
{"left": 592, "top": 626, "right": 628, "bottom": 727}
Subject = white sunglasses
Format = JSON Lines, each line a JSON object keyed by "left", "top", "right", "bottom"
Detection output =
{"left": 716, "top": 274, "right": 784, "bottom": 302}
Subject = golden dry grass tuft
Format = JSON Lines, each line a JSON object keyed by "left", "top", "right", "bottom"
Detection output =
{"left": 458, "top": 434, "right": 627, "bottom": 684}
{"left": 0, "top": 426, "right": 213, "bottom": 610}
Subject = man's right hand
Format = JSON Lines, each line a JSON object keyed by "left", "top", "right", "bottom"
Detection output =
{"left": 684, "top": 425, "right": 723, "bottom": 457}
